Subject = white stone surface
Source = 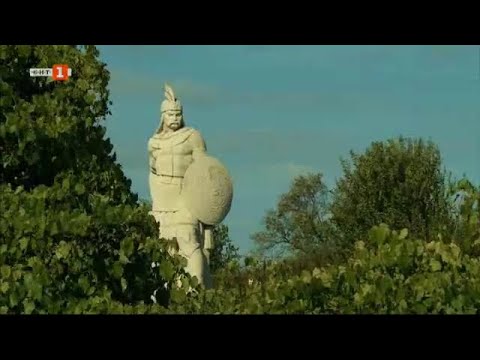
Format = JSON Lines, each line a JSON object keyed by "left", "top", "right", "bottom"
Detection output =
{"left": 147, "top": 83, "right": 232, "bottom": 289}
{"left": 181, "top": 155, "right": 233, "bottom": 225}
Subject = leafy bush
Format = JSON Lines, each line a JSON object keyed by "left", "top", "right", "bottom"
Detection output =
{"left": 0, "top": 182, "right": 199, "bottom": 314}
{"left": 0, "top": 45, "right": 195, "bottom": 314}
{"left": 177, "top": 221, "right": 480, "bottom": 314}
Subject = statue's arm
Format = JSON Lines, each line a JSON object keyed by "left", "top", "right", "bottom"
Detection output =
{"left": 190, "top": 130, "right": 207, "bottom": 160}
{"left": 204, "top": 225, "right": 214, "bottom": 250}
{"left": 148, "top": 138, "right": 157, "bottom": 175}
{"left": 203, "top": 224, "right": 214, "bottom": 266}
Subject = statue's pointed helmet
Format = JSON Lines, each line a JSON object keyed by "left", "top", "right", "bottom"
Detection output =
{"left": 161, "top": 83, "right": 182, "bottom": 113}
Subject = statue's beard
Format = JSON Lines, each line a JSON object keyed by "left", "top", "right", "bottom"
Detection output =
{"left": 168, "top": 122, "right": 181, "bottom": 130}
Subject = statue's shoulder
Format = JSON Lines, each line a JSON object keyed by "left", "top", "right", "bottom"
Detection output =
{"left": 186, "top": 128, "right": 206, "bottom": 150}
{"left": 149, "top": 128, "right": 202, "bottom": 146}
{"left": 179, "top": 127, "right": 205, "bottom": 142}
{"left": 171, "top": 127, "right": 203, "bottom": 146}
{"left": 148, "top": 135, "right": 159, "bottom": 146}
{"left": 183, "top": 127, "right": 200, "bottom": 136}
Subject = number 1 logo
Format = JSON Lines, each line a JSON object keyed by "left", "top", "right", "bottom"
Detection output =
{"left": 52, "top": 64, "right": 69, "bottom": 81}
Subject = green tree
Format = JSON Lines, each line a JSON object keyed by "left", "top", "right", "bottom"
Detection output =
{"left": 251, "top": 173, "right": 336, "bottom": 261}
{"left": 209, "top": 224, "right": 240, "bottom": 273}
{"left": 0, "top": 45, "right": 191, "bottom": 314}
{"left": 330, "top": 137, "right": 452, "bottom": 247}
{"left": 0, "top": 45, "right": 135, "bottom": 204}
{"left": 447, "top": 178, "right": 480, "bottom": 256}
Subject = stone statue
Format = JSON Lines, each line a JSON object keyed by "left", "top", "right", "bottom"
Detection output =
{"left": 148, "top": 84, "right": 233, "bottom": 289}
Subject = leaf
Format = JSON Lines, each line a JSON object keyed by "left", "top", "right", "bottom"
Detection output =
{"left": 12, "top": 270, "right": 22, "bottom": 281}
{"left": 0, "top": 282, "right": 10, "bottom": 294}
{"left": 244, "top": 257, "right": 255, "bottom": 267}
{"left": 62, "top": 177, "right": 70, "bottom": 190}
{"left": 50, "top": 221, "right": 59, "bottom": 236}
{"left": 119, "top": 252, "right": 129, "bottom": 264}
{"left": 19, "top": 237, "right": 29, "bottom": 251}
{"left": 23, "top": 300, "right": 35, "bottom": 314}
{"left": 398, "top": 299, "right": 408, "bottom": 311}
{"left": 469, "top": 213, "right": 478, "bottom": 226}
{"left": 181, "top": 276, "right": 189, "bottom": 289}
{"left": 121, "top": 237, "right": 134, "bottom": 257}
{"left": 74, "top": 183, "right": 85, "bottom": 195}
{"left": 78, "top": 276, "right": 90, "bottom": 293}
{"left": 361, "top": 284, "right": 373, "bottom": 296}
{"left": 9, "top": 292, "right": 19, "bottom": 307}
{"left": 452, "top": 296, "right": 464, "bottom": 310}
{"left": 170, "top": 288, "right": 187, "bottom": 303}
{"left": 399, "top": 228, "right": 408, "bottom": 240}
{"left": 121, "top": 278, "right": 128, "bottom": 292}
{"left": 55, "top": 241, "right": 71, "bottom": 260}
{"left": 1, "top": 265, "right": 11, "bottom": 278}
{"left": 23, "top": 273, "right": 34, "bottom": 289}
{"left": 319, "top": 270, "right": 333, "bottom": 288}
{"left": 370, "top": 224, "right": 390, "bottom": 245}
{"left": 430, "top": 259, "right": 442, "bottom": 272}
{"left": 413, "top": 303, "right": 427, "bottom": 314}
{"left": 458, "top": 178, "right": 473, "bottom": 191}
{"left": 355, "top": 241, "right": 365, "bottom": 251}
{"left": 77, "top": 78, "right": 90, "bottom": 91}
{"left": 190, "top": 276, "right": 199, "bottom": 288}
{"left": 112, "top": 261, "right": 123, "bottom": 279}
{"left": 86, "top": 93, "right": 96, "bottom": 105}
{"left": 17, "top": 45, "right": 32, "bottom": 58}
{"left": 353, "top": 292, "right": 362, "bottom": 304}
{"left": 301, "top": 270, "right": 312, "bottom": 284}
{"left": 32, "top": 283, "right": 43, "bottom": 301}
{"left": 159, "top": 261, "right": 175, "bottom": 281}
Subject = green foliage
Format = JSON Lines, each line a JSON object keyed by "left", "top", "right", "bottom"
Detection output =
{"left": 330, "top": 137, "right": 452, "bottom": 247}
{"left": 251, "top": 173, "right": 337, "bottom": 260}
{"left": 447, "top": 179, "right": 480, "bottom": 256}
{"left": 0, "top": 45, "right": 135, "bottom": 204}
{"left": 0, "top": 45, "right": 194, "bottom": 314}
{"left": 209, "top": 224, "right": 240, "bottom": 273}
{"left": 0, "top": 183, "right": 193, "bottom": 313}
{"left": 175, "top": 222, "right": 480, "bottom": 314}
{"left": 171, "top": 181, "right": 480, "bottom": 314}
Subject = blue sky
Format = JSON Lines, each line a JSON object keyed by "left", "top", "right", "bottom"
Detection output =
{"left": 97, "top": 45, "right": 480, "bottom": 254}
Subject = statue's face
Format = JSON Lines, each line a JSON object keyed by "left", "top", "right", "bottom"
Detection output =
{"left": 163, "top": 110, "right": 183, "bottom": 131}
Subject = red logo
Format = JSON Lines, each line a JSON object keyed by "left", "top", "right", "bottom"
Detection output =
{"left": 52, "top": 64, "right": 70, "bottom": 81}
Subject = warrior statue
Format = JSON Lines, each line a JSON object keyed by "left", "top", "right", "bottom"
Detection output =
{"left": 148, "top": 84, "right": 233, "bottom": 289}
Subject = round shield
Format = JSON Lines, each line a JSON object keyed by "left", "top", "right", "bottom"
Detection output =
{"left": 181, "top": 155, "right": 233, "bottom": 225}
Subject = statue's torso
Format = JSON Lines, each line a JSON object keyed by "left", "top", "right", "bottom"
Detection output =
{"left": 149, "top": 127, "right": 198, "bottom": 179}
{"left": 148, "top": 127, "right": 205, "bottom": 212}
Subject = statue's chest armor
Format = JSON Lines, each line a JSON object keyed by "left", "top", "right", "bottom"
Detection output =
{"left": 152, "top": 130, "right": 194, "bottom": 177}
